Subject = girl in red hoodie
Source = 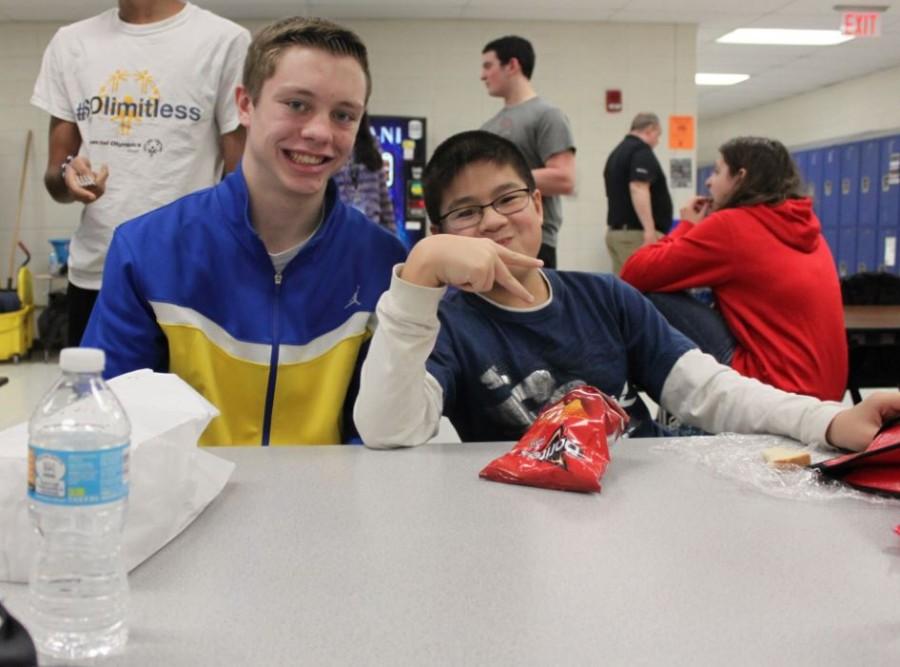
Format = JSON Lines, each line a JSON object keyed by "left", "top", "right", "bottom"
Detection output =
{"left": 620, "top": 136, "right": 847, "bottom": 401}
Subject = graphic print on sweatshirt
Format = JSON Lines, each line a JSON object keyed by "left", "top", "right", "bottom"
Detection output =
{"left": 479, "top": 363, "right": 638, "bottom": 432}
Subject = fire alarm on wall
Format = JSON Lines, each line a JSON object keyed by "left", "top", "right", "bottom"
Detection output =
{"left": 606, "top": 89, "right": 622, "bottom": 113}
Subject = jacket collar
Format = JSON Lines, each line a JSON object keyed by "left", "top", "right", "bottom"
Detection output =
{"left": 216, "top": 161, "right": 342, "bottom": 257}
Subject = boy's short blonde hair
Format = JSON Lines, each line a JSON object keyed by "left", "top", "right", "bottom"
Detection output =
{"left": 243, "top": 17, "right": 371, "bottom": 103}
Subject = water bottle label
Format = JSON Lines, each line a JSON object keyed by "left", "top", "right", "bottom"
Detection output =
{"left": 27, "top": 443, "right": 129, "bottom": 506}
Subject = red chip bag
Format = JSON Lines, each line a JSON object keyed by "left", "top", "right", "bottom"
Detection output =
{"left": 479, "top": 386, "right": 629, "bottom": 493}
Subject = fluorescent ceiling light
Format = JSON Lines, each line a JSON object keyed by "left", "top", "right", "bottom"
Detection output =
{"left": 695, "top": 73, "right": 750, "bottom": 86}
{"left": 832, "top": 4, "right": 888, "bottom": 10}
{"left": 717, "top": 28, "right": 854, "bottom": 46}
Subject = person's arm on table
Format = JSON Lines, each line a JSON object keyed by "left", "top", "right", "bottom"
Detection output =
{"left": 81, "top": 231, "right": 169, "bottom": 379}
{"left": 826, "top": 393, "right": 900, "bottom": 450}
{"left": 661, "top": 348, "right": 900, "bottom": 451}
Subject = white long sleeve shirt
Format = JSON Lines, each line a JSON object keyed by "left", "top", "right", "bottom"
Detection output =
{"left": 355, "top": 267, "right": 844, "bottom": 449}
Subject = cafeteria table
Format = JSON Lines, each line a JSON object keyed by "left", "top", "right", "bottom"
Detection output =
{"left": 844, "top": 304, "right": 900, "bottom": 331}
{"left": 2, "top": 439, "right": 899, "bottom": 665}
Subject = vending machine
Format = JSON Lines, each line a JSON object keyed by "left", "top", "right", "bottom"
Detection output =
{"left": 369, "top": 115, "right": 427, "bottom": 248}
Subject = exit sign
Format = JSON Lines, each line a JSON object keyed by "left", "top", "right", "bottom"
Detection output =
{"left": 841, "top": 11, "right": 882, "bottom": 37}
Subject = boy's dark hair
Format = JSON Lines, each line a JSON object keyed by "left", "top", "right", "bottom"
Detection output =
{"left": 423, "top": 130, "right": 536, "bottom": 226}
{"left": 482, "top": 35, "right": 535, "bottom": 79}
{"left": 243, "top": 17, "right": 371, "bottom": 103}
{"left": 353, "top": 113, "right": 383, "bottom": 172}
{"left": 717, "top": 136, "right": 805, "bottom": 210}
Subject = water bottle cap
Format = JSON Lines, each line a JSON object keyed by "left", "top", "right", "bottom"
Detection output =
{"left": 59, "top": 347, "right": 105, "bottom": 373}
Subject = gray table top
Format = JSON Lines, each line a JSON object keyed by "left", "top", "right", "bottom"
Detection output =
{"left": 3, "top": 439, "right": 900, "bottom": 666}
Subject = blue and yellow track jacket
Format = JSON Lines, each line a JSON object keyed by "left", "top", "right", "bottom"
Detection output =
{"left": 83, "top": 165, "right": 407, "bottom": 446}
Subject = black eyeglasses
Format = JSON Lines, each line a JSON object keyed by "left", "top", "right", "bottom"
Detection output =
{"left": 439, "top": 188, "right": 533, "bottom": 232}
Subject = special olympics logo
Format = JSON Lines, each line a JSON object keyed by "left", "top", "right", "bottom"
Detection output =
{"left": 98, "top": 69, "right": 160, "bottom": 135}
{"left": 143, "top": 139, "right": 163, "bottom": 156}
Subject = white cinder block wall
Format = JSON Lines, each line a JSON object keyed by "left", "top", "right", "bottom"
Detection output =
{"left": 0, "top": 23, "right": 66, "bottom": 297}
{"left": 0, "top": 18, "right": 697, "bottom": 299}
{"left": 697, "top": 63, "right": 900, "bottom": 165}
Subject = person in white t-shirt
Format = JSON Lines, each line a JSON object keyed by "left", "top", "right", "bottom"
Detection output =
{"left": 31, "top": 0, "right": 250, "bottom": 345}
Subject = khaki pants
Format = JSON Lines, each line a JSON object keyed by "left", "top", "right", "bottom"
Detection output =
{"left": 605, "top": 228, "right": 662, "bottom": 276}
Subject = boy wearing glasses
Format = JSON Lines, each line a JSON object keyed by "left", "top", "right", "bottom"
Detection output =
{"left": 354, "top": 130, "right": 900, "bottom": 450}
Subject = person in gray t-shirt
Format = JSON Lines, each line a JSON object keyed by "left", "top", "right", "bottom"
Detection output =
{"left": 480, "top": 35, "right": 575, "bottom": 269}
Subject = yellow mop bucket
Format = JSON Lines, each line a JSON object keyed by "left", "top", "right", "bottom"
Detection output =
{"left": 0, "top": 263, "right": 34, "bottom": 362}
{"left": 0, "top": 131, "right": 34, "bottom": 362}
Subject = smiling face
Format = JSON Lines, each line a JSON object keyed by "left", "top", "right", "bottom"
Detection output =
{"left": 440, "top": 161, "right": 543, "bottom": 272}
{"left": 237, "top": 45, "right": 367, "bottom": 203}
{"left": 706, "top": 155, "right": 744, "bottom": 209}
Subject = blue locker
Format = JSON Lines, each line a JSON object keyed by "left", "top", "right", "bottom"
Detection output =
{"left": 792, "top": 150, "right": 808, "bottom": 192}
{"left": 821, "top": 147, "right": 841, "bottom": 228}
{"left": 837, "top": 227, "right": 856, "bottom": 277}
{"left": 856, "top": 226, "right": 877, "bottom": 273}
{"left": 858, "top": 140, "right": 880, "bottom": 228}
{"left": 839, "top": 143, "right": 860, "bottom": 229}
{"left": 807, "top": 149, "right": 823, "bottom": 213}
{"left": 696, "top": 165, "right": 712, "bottom": 196}
{"left": 879, "top": 136, "right": 899, "bottom": 230}
{"left": 822, "top": 227, "right": 839, "bottom": 272}
{"left": 878, "top": 135, "right": 900, "bottom": 275}
{"left": 877, "top": 228, "right": 898, "bottom": 274}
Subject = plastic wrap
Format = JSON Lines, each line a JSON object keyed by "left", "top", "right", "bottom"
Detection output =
{"left": 652, "top": 433, "right": 900, "bottom": 505}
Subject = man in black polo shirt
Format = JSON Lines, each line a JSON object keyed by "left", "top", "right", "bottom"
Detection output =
{"left": 603, "top": 112, "right": 673, "bottom": 275}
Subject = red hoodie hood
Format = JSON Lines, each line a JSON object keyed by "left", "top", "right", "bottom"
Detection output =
{"left": 743, "top": 198, "right": 820, "bottom": 253}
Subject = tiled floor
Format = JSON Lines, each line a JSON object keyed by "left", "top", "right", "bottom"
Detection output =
{"left": 0, "top": 354, "right": 886, "bottom": 434}
{"left": 0, "top": 353, "right": 60, "bottom": 430}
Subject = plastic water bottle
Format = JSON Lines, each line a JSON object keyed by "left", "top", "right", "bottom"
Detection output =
{"left": 27, "top": 347, "right": 131, "bottom": 660}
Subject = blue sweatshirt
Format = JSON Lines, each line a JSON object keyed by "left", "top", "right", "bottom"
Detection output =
{"left": 83, "top": 164, "right": 407, "bottom": 445}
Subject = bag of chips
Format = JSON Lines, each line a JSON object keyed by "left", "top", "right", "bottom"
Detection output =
{"left": 479, "top": 386, "right": 628, "bottom": 493}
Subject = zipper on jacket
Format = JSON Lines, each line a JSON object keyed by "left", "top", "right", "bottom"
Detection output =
{"left": 261, "top": 272, "right": 283, "bottom": 446}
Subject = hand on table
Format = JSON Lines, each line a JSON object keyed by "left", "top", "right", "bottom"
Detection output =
{"left": 826, "top": 391, "right": 900, "bottom": 451}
